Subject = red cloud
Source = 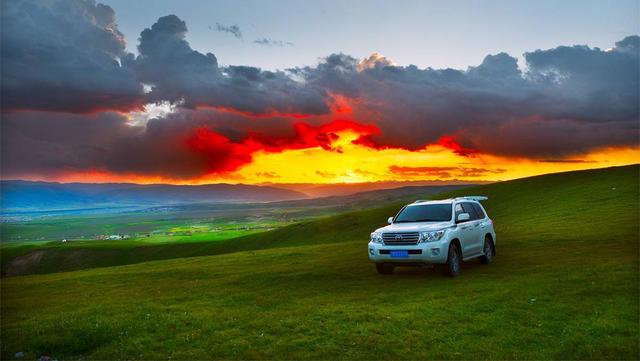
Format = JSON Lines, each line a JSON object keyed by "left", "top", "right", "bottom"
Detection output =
{"left": 187, "top": 119, "right": 381, "bottom": 175}
{"left": 186, "top": 128, "right": 256, "bottom": 174}
{"left": 245, "top": 119, "right": 379, "bottom": 153}
{"left": 437, "top": 136, "right": 478, "bottom": 157}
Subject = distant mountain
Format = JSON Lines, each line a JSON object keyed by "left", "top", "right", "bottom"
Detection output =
{"left": 0, "top": 181, "right": 307, "bottom": 210}
{"left": 269, "top": 180, "right": 487, "bottom": 198}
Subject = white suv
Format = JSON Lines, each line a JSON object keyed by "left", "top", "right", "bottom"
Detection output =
{"left": 368, "top": 196, "right": 496, "bottom": 277}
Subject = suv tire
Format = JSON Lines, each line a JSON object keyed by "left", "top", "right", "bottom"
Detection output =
{"left": 444, "top": 243, "right": 461, "bottom": 277}
{"left": 376, "top": 263, "right": 394, "bottom": 275}
{"left": 480, "top": 236, "right": 494, "bottom": 264}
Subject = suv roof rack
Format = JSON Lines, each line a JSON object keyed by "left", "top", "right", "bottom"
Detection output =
{"left": 412, "top": 196, "right": 488, "bottom": 204}
{"left": 455, "top": 196, "right": 488, "bottom": 201}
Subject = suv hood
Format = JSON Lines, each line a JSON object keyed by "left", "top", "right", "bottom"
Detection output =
{"left": 375, "top": 221, "right": 453, "bottom": 233}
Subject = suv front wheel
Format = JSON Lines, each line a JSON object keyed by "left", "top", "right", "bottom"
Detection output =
{"left": 444, "top": 243, "right": 461, "bottom": 277}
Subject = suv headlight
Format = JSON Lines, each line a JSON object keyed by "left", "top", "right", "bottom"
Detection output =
{"left": 419, "top": 230, "right": 446, "bottom": 243}
{"left": 370, "top": 232, "right": 383, "bottom": 243}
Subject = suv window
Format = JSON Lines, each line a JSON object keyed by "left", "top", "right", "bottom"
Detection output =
{"left": 455, "top": 203, "right": 474, "bottom": 221}
{"left": 395, "top": 204, "right": 452, "bottom": 222}
{"left": 461, "top": 202, "right": 480, "bottom": 220}
{"left": 471, "top": 203, "right": 486, "bottom": 219}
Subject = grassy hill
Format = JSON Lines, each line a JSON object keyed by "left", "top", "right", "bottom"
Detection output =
{"left": 1, "top": 165, "right": 638, "bottom": 359}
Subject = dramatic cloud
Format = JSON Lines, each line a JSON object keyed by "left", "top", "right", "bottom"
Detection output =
{"left": 254, "top": 38, "right": 294, "bottom": 47}
{"left": 0, "top": 109, "right": 379, "bottom": 179}
{"left": 212, "top": 23, "right": 242, "bottom": 39}
{"left": 133, "top": 15, "right": 329, "bottom": 115}
{"left": 0, "top": 0, "right": 144, "bottom": 112}
{"left": 297, "top": 39, "right": 639, "bottom": 157}
{"left": 1, "top": 0, "right": 638, "bottom": 180}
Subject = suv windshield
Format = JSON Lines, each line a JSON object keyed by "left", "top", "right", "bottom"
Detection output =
{"left": 394, "top": 204, "right": 452, "bottom": 223}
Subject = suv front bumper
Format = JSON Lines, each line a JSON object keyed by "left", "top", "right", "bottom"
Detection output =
{"left": 368, "top": 240, "right": 449, "bottom": 264}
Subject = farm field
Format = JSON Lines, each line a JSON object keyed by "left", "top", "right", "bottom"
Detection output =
{"left": 1, "top": 165, "right": 638, "bottom": 359}
{"left": 0, "top": 204, "right": 321, "bottom": 243}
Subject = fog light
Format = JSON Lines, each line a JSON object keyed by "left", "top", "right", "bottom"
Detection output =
{"left": 369, "top": 248, "right": 375, "bottom": 255}
{"left": 431, "top": 248, "right": 440, "bottom": 256}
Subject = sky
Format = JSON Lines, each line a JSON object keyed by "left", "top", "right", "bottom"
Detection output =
{"left": 103, "top": 0, "right": 639, "bottom": 71}
{"left": 1, "top": 0, "right": 639, "bottom": 185}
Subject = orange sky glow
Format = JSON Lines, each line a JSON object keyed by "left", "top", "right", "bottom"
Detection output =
{"left": 31, "top": 132, "right": 639, "bottom": 185}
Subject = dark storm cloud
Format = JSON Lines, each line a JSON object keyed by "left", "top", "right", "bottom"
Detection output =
{"left": 523, "top": 38, "right": 639, "bottom": 123}
{"left": 133, "top": 15, "right": 329, "bottom": 115}
{"left": 1, "top": 110, "right": 246, "bottom": 179}
{"left": 295, "top": 37, "right": 639, "bottom": 157}
{"left": 0, "top": 0, "right": 144, "bottom": 113}
{"left": 1, "top": 112, "right": 135, "bottom": 177}
{"left": 213, "top": 22, "right": 242, "bottom": 39}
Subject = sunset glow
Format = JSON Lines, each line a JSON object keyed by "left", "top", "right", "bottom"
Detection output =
{"left": 26, "top": 131, "right": 640, "bottom": 185}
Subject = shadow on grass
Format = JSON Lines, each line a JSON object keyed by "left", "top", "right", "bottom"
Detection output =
{"left": 382, "top": 258, "right": 492, "bottom": 279}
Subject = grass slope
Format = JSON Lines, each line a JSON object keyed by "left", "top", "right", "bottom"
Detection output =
{"left": 1, "top": 165, "right": 638, "bottom": 359}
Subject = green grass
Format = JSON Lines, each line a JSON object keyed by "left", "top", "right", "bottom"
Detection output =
{"left": 1, "top": 214, "right": 287, "bottom": 244}
{"left": 1, "top": 165, "right": 638, "bottom": 359}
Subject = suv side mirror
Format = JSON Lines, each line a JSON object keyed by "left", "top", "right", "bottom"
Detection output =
{"left": 387, "top": 217, "right": 394, "bottom": 224}
{"left": 456, "top": 213, "right": 470, "bottom": 223}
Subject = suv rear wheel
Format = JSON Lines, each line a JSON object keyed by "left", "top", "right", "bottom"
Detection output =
{"left": 479, "top": 236, "right": 494, "bottom": 264}
{"left": 444, "top": 243, "right": 461, "bottom": 277}
{"left": 376, "top": 263, "right": 394, "bottom": 275}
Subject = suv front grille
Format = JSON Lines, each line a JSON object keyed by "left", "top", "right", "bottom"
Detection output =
{"left": 382, "top": 232, "right": 420, "bottom": 245}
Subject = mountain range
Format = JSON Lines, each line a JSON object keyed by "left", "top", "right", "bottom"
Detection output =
{"left": 0, "top": 181, "right": 307, "bottom": 210}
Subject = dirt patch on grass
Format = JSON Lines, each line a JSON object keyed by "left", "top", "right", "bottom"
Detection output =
{"left": 4, "top": 250, "right": 47, "bottom": 277}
